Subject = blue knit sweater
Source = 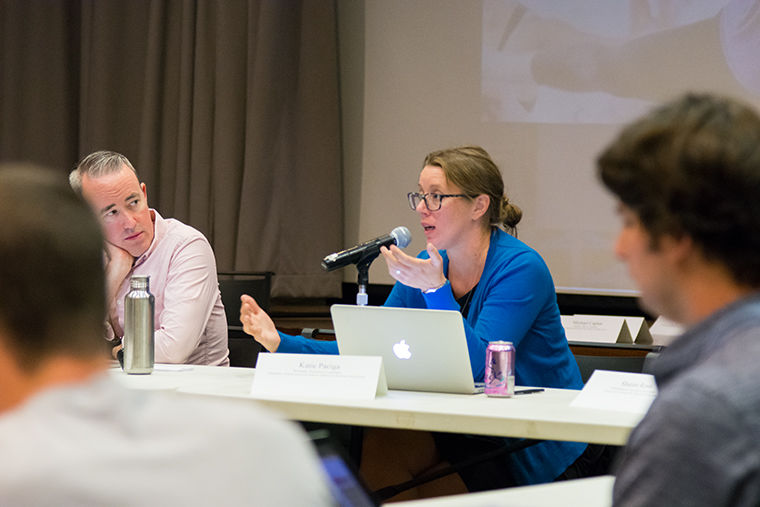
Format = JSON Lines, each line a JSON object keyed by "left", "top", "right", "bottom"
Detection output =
{"left": 278, "top": 229, "right": 586, "bottom": 484}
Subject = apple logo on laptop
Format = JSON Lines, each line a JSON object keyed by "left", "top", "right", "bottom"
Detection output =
{"left": 392, "top": 339, "right": 412, "bottom": 360}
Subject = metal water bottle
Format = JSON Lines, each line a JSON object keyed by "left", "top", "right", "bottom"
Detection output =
{"left": 123, "top": 275, "right": 154, "bottom": 374}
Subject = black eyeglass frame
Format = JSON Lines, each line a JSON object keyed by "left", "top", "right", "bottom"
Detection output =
{"left": 407, "top": 192, "right": 469, "bottom": 211}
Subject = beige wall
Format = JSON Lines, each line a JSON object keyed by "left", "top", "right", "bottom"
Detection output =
{"left": 336, "top": 0, "right": 760, "bottom": 294}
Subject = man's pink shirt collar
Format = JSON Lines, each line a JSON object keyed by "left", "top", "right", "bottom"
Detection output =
{"left": 134, "top": 209, "right": 166, "bottom": 267}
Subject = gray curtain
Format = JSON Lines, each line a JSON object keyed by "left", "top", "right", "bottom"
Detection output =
{"left": 0, "top": 0, "right": 343, "bottom": 298}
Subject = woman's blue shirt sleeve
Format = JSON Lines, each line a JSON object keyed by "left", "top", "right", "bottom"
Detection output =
{"left": 277, "top": 330, "right": 338, "bottom": 354}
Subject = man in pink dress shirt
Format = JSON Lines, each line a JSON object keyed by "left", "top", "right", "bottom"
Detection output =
{"left": 70, "top": 151, "right": 229, "bottom": 366}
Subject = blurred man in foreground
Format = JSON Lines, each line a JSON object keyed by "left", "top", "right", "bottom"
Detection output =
{"left": 0, "top": 165, "right": 332, "bottom": 505}
{"left": 599, "top": 93, "right": 760, "bottom": 506}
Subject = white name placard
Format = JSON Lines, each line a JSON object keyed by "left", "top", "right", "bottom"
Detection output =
{"left": 649, "top": 316, "right": 684, "bottom": 346}
{"left": 621, "top": 316, "right": 653, "bottom": 344}
{"left": 562, "top": 315, "right": 633, "bottom": 344}
{"left": 251, "top": 353, "right": 387, "bottom": 400}
{"left": 562, "top": 315, "right": 653, "bottom": 344}
{"left": 571, "top": 370, "right": 658, "bottom": 414}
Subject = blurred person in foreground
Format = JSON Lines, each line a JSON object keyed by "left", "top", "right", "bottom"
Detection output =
{"left": 0, "top": 165, "right": 332, "bottom": 505}
{"left": 598, "top": 93, "right": 760, "bottom": 506}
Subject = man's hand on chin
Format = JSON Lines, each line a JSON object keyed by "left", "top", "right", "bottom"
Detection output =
{"left": 105, "top": 242, "right": 134, "bottom": 288}
{"left": 104, "top": 242, "right": 134, "bottom": 334}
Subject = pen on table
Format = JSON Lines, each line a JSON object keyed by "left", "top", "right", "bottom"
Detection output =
{"left": 514, "top": 388, "right": 545, "bottom": 396}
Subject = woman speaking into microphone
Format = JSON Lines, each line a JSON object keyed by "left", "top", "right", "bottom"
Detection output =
{"left": 240, "top": 146, "right": 591, "bottom": 495}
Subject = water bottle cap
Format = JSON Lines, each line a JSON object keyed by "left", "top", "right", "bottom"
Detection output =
{"left": 130, "top": 275, "right": 150, "bottom": 289}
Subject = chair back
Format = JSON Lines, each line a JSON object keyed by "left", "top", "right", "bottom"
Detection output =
{"left": 574, "top": 354, "right": 647, "bottom": 384}
{"left": 642, "top": 351, "right": 660, "bottom": 375}
{"left": 217, "top": 271, "right": 273, "bottom": 367}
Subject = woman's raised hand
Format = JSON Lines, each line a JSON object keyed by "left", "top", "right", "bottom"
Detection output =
{"left": 240, "top": 294, "right": 281, "bottom": 352}
{"left": 380, "top": 242, "right": 447, "bottom": 292}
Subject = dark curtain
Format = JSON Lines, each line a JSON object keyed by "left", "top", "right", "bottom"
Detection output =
{"left": 0, "top": 0, "right": 343, "bottom": 298}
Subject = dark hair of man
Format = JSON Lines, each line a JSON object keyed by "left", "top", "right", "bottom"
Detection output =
{"left": 598, "top": 93, "right": 760, "bottom": 287}
{"left": 0, "top": 165, "right": 107, "bottom": 369}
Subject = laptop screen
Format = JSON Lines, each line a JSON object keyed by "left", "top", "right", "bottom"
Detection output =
{"left": 331, "top": 304, "right": 480, "bottom": 394}
{"left": 311, "top": 431, "right": 379, "bottom": 507}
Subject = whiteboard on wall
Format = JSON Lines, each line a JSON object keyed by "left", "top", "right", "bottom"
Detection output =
{"left": 357, "top": 0, "right": 760, "bottom": 295}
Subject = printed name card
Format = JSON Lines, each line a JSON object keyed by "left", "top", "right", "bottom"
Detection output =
{"left": 571, "top": 370, "right": 658, "bottom": 414}
{"left": 649, "top": 316, "right": 684, "bottom": 346}
{"left": 622, "top": 316, "right": 653, "bottom": 345}
{"left": 562, "top": 315, "right": 653, "bottom": 344}
{"left": 251, "top": 353, "right": 388, "bottom": 400}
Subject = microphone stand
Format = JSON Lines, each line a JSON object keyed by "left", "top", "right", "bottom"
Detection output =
{"left": 355, "top": 252, "right": 379, "bottom": 306}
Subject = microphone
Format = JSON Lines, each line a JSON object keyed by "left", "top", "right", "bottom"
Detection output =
{"left": 321, "top": 226, "right": 412, "bottom": 272}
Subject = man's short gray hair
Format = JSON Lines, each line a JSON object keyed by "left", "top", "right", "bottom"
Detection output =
{"left": 69, "top": 151, "right": 138, "bottom": 194}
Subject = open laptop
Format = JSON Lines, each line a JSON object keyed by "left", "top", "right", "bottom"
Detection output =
{"left": 310, "top": 430, "right": 379, "bottom": 507}
{"left": 330, "top": 304, "right": 483, "bottom": 394}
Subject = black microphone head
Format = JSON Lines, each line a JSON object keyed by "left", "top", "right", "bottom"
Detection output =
{"left": 390, "top": 226, "right": 411, "bottom": 248}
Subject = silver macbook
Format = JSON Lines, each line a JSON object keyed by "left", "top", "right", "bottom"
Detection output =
{"left": 330, "top": 304, "right": 483, "bottom": 394}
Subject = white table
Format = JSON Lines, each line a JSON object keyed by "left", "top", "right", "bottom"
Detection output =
{"left": 109, "top": 363, "right": 254, "bottom": 392}
{"left": 395, "top": 475, "right": 614, "bottom": 507}
{"left": 110, "top": 365, "right": 643, "bottom": 445}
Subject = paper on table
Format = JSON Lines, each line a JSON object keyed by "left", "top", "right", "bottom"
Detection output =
{"left": 154, "top": 363, "right": 194, "bottom": 372}
{"left": 571, "top": 370, "right": 657, "bottom": 414}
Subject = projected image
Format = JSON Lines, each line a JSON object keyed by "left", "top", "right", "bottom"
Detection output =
{"left": 482, "top": 0, "right": 760, "bottom": 124}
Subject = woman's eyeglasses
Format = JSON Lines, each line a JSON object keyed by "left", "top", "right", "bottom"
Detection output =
{"left": 407, "top": 192, "right": 468, "bottom": 211}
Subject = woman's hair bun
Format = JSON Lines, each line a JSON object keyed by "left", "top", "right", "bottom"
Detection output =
{"left": 500, "top": 198, "right": 522, "bottom": 231}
